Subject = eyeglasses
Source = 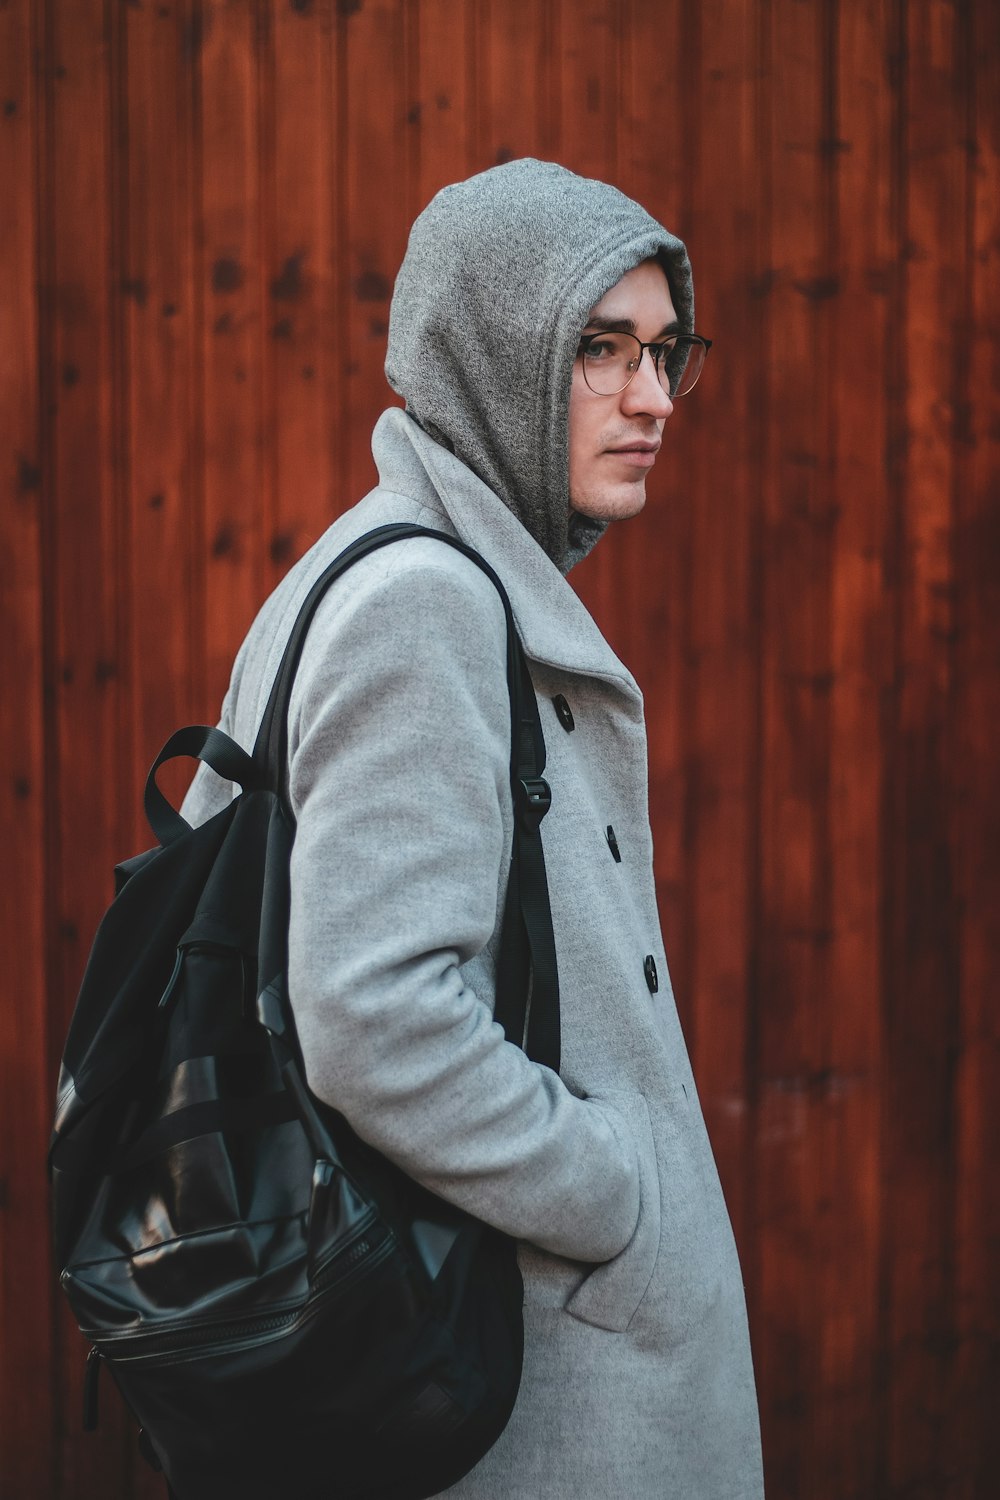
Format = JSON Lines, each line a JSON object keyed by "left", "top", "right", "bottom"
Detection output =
{"left": 577, "top": 331, "right": 713, "bottom": 398}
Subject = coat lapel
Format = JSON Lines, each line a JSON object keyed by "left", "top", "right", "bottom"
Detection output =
{"left": 372, "top": 408, "right": 641, "bottom": 697}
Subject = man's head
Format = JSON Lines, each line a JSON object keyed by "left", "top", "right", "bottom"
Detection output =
{"left": 386, "top": 160, "right": 694, "bottom": 570}
{"left": 568, "top": 258, "right": 677, "bottom": 523}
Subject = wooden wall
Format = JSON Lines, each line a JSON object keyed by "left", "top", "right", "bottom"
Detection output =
{"left": 2, "top": 1, "right": 998, "bottom": 1495}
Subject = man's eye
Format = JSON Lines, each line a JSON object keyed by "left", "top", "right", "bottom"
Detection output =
{"left": 581, "top": 337, "right": 617, "bottom": 360}
{"left": 648, "top": 337, "right": 676, "bottom": 363}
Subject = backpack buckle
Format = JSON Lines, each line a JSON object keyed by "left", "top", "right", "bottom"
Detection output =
{"left": 515, "top": 776, "right": 551, "bottom": 831}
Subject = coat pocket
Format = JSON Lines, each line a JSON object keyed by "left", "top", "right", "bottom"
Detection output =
{"left": 565, "top": 1091, "right": 661, "bottom": 1334}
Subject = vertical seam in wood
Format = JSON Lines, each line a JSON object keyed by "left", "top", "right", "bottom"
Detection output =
{"left": 745, "top": 0, "right": 773, "bottom": 1432}
{"left": 542, "top": 0, "right": 558, "bottom": 164}
{"left": 109, "top": 0, "right": 133, "bottom": 864}
{"left": 405, "top": 0, "right": 420, "bottom": 230}
{"left": 876, "top": 1, "right": 908, "bottom": 1490}
{"left": 333, "top": 2, "right": 348, "bottom": 506}
{"left": 679, "top": 0, "right": 700, "bottom": 243}
{"left": 612, "top": 0, "right": 622, "bottom": 176}
{"left": 257, "top": 0, "right": 275, "bottom": 602}
{"left": 819, "top": 0, "right": 839, "bottom": 1074}
{"left": 322, "top": 0, "right": 337, "bottom": 517}
{"left": 615, "top": 0, "right": 628, "bottom": 184}
{"left": 468, "top": 0, "right": 482, "bottom": 168}
{"left": 189, "top": 0, "right": 207, "bottom": 714}
{"left": 943, "top": 0, "right": 976, "bottom": 1463}
{"left": 36, "top": 0, "right": 63, "bottom": 1488}
{"left": 682, "top": 0, "right": 702, "bottom": 1064}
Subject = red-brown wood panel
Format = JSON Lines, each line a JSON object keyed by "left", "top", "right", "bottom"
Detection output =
{"left": 412, "top": 0, "right": 475, "bottom": 205}
{"left": 954, "top": 12, "right": 1000, "bottom": 1495}
{"left": 573, "top": 0, "right": 692, "bottom": 1018}
{"left": 117, "top": 10, "right": 200, "bottom": 1491}
{"left": 669, "top": 0, "right": 761, "bottom": 1274}
{"left": 956, "top": 11, "right": 993, "bottom": 1487}
{"left": 197, "top": 0, "right": 267, "bottom": 716}
{"left": 41, "top": 0, "right": 135, "bottom": 1493}
{"left": 121, "top": 0, "right": 200, "bottom": 836}
{"left": 264, "top": 0, "right": 338, "bottom": 581}
{"left": 340, "top": 0, "right": 410, "bottom": 510}
{"left": 474, "top": 0, "right": 556, "bottom": 168}
{"left": 2, "top": 4, "right": 999, "bottom": 1496}
{"left": 0, "top": 1, "right": 56, "bottom": 1493}
{"left": 821, "top": 4, "right": 896, "bottom": 1493}
{"left": 886, "top": 3, "right": 968, "bottom": 1495}
{"left": 553, "top": 0, "right": 621, "bottom": 182}
{"left": 755, "top": 0, "right": 840, "bottom": 1490}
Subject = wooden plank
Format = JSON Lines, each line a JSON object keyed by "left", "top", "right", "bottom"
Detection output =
{"left": 571, "top": 0, "right": 693, "bottom": 1013}
{"left": 412, "top": 0, "right": 475, "bottom": 207}
{"left": 884, "top": 1, "right": 967, "bottom": 1493}
{"left": 754, "top": 0, "right": 837, "bottom": 1491}
{"left": 41, "top": 0, "right": 134, "bottom": 1491}
{"left": 197, "top": 0, "right": 266, "bottom": 716}
{"left": 953, "top": 12, "right": 1000, "bottom": 1494}
{"left": 263, "top": 0, "right": 338, "bottom": 587}
{"left": 340, "top": 0, "right": 410, "bottom": 507}
{"left": 553, "top": 0, "right": 620, "bottom": 182}
{"left": 0, "top": 1, "right": 57, "bottom": 1493}
{"left": 671, "top": 0, "right": 761, "bottom": 1287}
{"left": 118, "top": 12, "right": 205, "bottom": 1488}
{"left": 819, "top": 3, "right": 897, "bottom": 1492}
{"left": 121, "top": 0, "right": 199, "bottom": 838}
{"left": 474, "top": 0, "right": 556, "bottom": 168}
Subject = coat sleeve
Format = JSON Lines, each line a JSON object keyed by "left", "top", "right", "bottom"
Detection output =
{"left": 285, "top": 543, "right": 642, "bottom": 1265}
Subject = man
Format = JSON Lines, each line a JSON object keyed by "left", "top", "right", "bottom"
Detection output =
{"left": 184, "top": 158, "right": 763, "bottom": 1497}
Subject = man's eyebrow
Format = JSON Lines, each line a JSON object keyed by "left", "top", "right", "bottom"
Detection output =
{"left": 581, "top": 315, "right": 682, "bottom": 337}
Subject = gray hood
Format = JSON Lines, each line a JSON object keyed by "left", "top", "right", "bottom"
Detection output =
{"left": 385, "top": 159, "right": 694, "bottom": 572}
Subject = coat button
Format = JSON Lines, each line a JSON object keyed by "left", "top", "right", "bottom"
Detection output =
{"left": 605, "top": 825, "right": 621, "bottom": 862}
{"left": 644, "top": 955, "right": 659, "bottom": 994}
{"left": 552, "top": 694, "right": 575, "bottom": 732}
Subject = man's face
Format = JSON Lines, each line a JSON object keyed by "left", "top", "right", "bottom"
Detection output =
{"left": 568, "top": 258, "right": 678, "bottom": 522}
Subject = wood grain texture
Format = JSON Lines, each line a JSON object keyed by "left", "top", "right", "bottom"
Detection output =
{"left": 0, "top": 2, "right": 56, "bottom": 1494}
{"left": 340, "top": 0, "right": 410, "bottom": 508}
{"left": 823, "top": 4, "right": 894, "bottom": 1493}
{"left": 886, "top": 4, "right": 968, "bottom": 1495}
{"left": 953, "top": 10, "right": 1000, "bottom": 1495}
{"left": 671, "top": 0, "right": 760, "bottom": 1281}
{"left": 197, "top": 0, "right": 267, "bottom": 716}
{"left": 755, "top": 2, "right": 840, "bottom": 1486}
{"left": 121, "top": 0, "right": 200, "bottom": 837}
{"left": 265, "top": 0, "right": 338, "bottom": 584}
{"left": 41, "top": 0, "right": 135, "bottom": 1492}
{"left": 2, "top": 3, "right": 997, "bottom": 1495}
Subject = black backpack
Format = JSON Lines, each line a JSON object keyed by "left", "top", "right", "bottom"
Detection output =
{"left": 50, "top": 524, "right": 560, "bottom": 1500}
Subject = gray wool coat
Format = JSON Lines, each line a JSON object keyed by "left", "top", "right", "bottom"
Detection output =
{"left": 182, "top": 408, "right": 764, "bottom": 1498}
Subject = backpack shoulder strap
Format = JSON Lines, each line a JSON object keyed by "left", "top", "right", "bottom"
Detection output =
{"left": 254, "top": 522, "right": 560, "bottom": 1073}
{"left": 252, "top": 524, "right": 518, "bottom": 792}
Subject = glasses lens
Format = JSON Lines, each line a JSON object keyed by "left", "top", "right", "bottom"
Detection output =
{"left": 581, "top": 333, "right": 708, "bottom": 397}
{"left": 660, "top": 337, "right": 706, "bottom": 398}
{"left": 580, "top": 332, "right": 643, "bottom": 395}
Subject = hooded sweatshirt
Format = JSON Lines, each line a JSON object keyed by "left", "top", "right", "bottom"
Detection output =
{"left": 385, "top": 158, "right": 694, "bottom": 571}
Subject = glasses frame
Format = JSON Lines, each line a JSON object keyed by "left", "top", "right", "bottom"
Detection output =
{"left": 577, "top": 331, "right": 714, "bottom": 398}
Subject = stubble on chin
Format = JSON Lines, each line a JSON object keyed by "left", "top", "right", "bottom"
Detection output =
{"left": 570, "top": 475, "right": 648, "bottom": 523}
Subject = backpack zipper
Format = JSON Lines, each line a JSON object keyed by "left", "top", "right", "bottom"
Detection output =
{"left": 81, "top": 1219, "right": 397, "bottom": 1371}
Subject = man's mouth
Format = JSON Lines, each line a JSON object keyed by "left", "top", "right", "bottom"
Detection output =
{"left": 605, "top": 440, "right": 661, "bottom": 468}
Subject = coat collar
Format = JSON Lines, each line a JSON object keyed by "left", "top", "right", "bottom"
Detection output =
{"left": 371, "top": 408, "right": 640, "bottom": 695}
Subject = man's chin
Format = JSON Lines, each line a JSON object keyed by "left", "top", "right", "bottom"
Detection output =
{"left": 570, "top": 480, "right": 647, "bottom": 523}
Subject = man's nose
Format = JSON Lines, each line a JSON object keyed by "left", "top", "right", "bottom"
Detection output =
{"left": 622, "top": 351, "right": 674, "bottom": 418}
